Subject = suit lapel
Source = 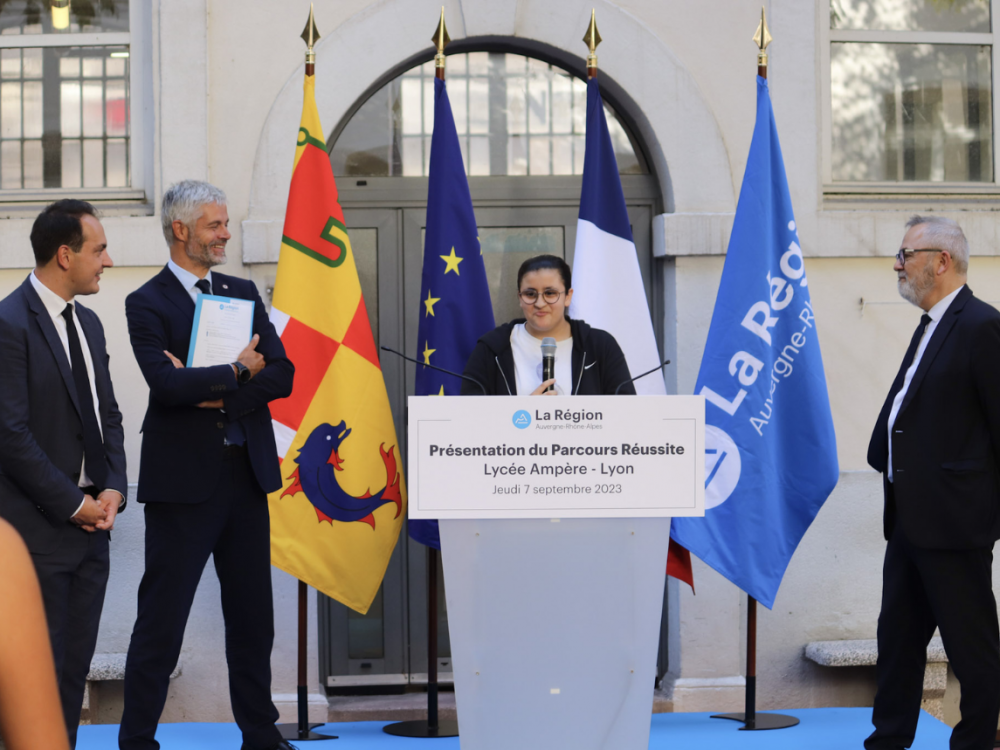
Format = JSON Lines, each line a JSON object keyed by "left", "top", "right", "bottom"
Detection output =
{"left": 157, "top": 264, "right": 196, "bottom": 317}
{"left": 897, "top": 285, "right": 971, "bottom": 419}
{"left": 23, "top": 277, "right": 82, "bottom": 419}
{"left": 76, "top": 304, "right": 108, "bottom": 416}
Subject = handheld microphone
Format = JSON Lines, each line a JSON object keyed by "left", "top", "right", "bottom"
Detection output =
{"left": 614, "top": 360, "right": 672, "bottom": 395}
{"left": 541, "top": 337, "right": 556, "bottom": 393}
{"left": 379, "top": 345, "right": 487, "bottom": 395}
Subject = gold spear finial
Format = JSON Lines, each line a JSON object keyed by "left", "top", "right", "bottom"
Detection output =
{"left": 432, "top": 7, "right": 450, "bottom": 76}
{"left": 301, "top": 3, "right": 320, "bottom": 70}
{"left": 582, "top": 9, "right": 601, "bottom": 77}
{"left": 753, "top": 6, "right": 772, "bottom": 72}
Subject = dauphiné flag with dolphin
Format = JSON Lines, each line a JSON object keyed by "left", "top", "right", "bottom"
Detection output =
{"left": 568, "top": 75, "right": 693, "bottom": 589}
{"left": 669, "top": 74, "right": 838, "bottom": 609}
{"left": 266, "top": 43, "right": 405, "bottom": 615}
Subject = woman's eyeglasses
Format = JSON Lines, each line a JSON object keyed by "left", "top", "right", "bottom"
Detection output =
{"left": 519, "top": 289, "right": 565, "bottom": 305}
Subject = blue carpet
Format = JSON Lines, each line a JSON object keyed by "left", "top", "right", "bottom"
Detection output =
{"left": 78, "top": 707, "right": 952, "bottom": 749}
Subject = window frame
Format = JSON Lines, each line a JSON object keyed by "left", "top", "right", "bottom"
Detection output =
{"left": 0, "top": 0, "right": 148, "bottom": 204}
{"left": 821, "top": 0, "right": 1000, "bottom": 195}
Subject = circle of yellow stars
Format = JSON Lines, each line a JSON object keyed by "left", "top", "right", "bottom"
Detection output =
{"left": 421, "top": 244, "right": 472, "bottom": 395}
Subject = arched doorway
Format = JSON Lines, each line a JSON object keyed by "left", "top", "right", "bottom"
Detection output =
{"left": 318, "top": 48, "right": 665, "bottom": 689}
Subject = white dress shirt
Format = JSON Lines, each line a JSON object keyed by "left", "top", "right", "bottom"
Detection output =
{"left": 167, "top": 258, "right": 213, "bottom": 303}
{"left": 29, "top": 272, "right": 105, "bottom": 515}
{"left": 887, "top": 284, "right": 965, "bottom": 483}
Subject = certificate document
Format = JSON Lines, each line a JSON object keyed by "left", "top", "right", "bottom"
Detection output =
{"left": 186, "top": 294, "right": 255, "bottom": 367}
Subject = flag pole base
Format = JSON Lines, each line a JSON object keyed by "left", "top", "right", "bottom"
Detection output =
{"left": 711, "top": 712, "right": 800, "bottom": 731}
{"left": 382, "top": 719, "right": 459, "bottom": 738}
{"left": 276, "top": 722, "right": 338, "bottom": 741}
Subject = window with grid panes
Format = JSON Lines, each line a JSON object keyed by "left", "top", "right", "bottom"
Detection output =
{"left": 827, "top": 0, "right": 995, "bottom": 185}
{"left": 0, "top": 0, "right": 131, "bottom": 190}
{"left": 330, "top": 52, "right": 645, "bottom": 177}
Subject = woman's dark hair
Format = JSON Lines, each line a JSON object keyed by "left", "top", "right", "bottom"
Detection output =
{"left": 516, "top": 254, "right": 572, "bottom": 292}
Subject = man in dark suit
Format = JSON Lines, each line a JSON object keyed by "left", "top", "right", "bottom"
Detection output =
{"left": 0, "top": 200, "right": 127, "bottom": 749}
{"left": 866, "top": 215, "right": 1000, "bottom": 750}
{"left": 118, "top": 181, "right": 295, "bottom": 750}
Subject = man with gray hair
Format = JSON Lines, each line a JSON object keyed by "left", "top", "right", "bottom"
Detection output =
{"left": 866, "top": 216, "right": 1000, "bottom": 750}
{"left": 119, "top": 181, "right": 296, "bottom": 750}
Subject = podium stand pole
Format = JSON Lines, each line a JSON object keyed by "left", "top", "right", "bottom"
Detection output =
{"left": 382, "top": 546, "right": 459, "bottom": 738}
{"left": 277, "top": 581, "right": 337, "bottom": 741}
{"left": 711, "top": 595, "right": 799, "bottom": 731}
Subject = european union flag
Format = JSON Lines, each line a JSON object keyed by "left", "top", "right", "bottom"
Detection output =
{"left": 410, "top": 77, "right": 495, "bottom": 549}
{"left": 669, "top": 76, "right": 839, "bottom": 608}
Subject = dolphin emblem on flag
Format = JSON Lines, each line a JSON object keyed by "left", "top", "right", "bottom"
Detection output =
{"left": 281, "top": 420, "right": 402, "bottom": 529}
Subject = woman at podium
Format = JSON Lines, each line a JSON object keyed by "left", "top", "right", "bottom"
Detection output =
{"left": 461, "top": 254, "right": 634, "bottom": 396}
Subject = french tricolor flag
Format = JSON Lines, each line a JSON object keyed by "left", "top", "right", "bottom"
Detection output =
{"left": 569, "top": 78, "right": 664, "bottom": 396}
{"left": 570, "top": 77, "right": 693, "bottom": 589}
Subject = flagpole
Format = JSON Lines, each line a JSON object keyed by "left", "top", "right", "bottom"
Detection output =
{"left": 708, "top": 13, "right": 796, "bottom": 732}
{"left": 383, "top": 15, "right": 459, "bottom": 739}
{"left": 276, "top": 6, "right": 337, "bottom": 742}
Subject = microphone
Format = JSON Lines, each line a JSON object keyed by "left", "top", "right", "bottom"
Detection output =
{"left": 541, "top": 337, "right": 556, "bottom": 393}
{"left": 379, "top": 345, "right": 487, "bottom": 395}
{"left": 614, "top": 360, "right": 672, "bottom": 395}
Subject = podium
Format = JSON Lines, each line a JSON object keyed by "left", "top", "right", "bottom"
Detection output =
{"left": 409, "top": 396, "right": 704, "bottom": 750}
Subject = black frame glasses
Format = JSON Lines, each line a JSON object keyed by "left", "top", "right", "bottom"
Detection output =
{"left": 518, "top": 288, "right": 565, "bottom": 305}
{"left": 896, "top": 248, "right": 944, "bottom": 265}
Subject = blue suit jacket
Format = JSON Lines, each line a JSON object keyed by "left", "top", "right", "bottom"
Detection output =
{"left": 0, "top": 275, "right": 127, "bottom": 554}
{"left": 126, "top": 266, "right": 293, "bottom": 503}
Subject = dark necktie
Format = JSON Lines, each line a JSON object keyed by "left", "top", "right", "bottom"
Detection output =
{"left": 888, "top": 313, "right": 932, "bottom": 403}
{"left": 194, "top": 277, "right": 246, "bottom": 446}
{"left": 61, "top": 304, "right": 107, "bottom": 489}
{"left": 902, "top": 313, "right": 932, "bottom": 371}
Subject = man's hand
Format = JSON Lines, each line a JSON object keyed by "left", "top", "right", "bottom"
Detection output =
{"left": 71, "top": 495, "right": 106, "bottom": 533}
{"left": 94, "top": 491, "right": 122, "bottom": 531}
{"left": 164, "top": 350, "right": 184, "bottom": 369}
{"left": 236, "top": 334, "right": 264, "bottom": 378}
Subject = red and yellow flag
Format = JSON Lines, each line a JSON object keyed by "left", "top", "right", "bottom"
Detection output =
{"left": 268, "top": 69, "right": 405, "bottom": 614}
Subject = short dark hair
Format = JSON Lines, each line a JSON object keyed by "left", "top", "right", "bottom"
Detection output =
{"left": 516, "top": 254, "right": 572, "bottom": 292}
{"left": 30, "top": 200, "right": 98, "bottom": 266}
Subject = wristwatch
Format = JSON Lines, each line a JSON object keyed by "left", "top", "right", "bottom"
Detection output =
{"left": 233, "top": 361, "right": 251, "bottom": 384}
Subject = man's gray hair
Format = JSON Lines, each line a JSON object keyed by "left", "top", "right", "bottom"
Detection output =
{"left": 905, "top": 215, "right": 969, "bottom": 275}
{"left": 161, "top": 180, "right": 227, "bottom": 245}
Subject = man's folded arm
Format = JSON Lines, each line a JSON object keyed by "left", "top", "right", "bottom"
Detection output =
{"left": 221, "top": 285, "right": 294, "bottom": 419}
{"left": 126, "top": 292, "right": 239, "bottom": 407}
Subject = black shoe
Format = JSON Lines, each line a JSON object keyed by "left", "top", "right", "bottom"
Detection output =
{"left": 241, "top": 742, "right": 299, "bottom": 750}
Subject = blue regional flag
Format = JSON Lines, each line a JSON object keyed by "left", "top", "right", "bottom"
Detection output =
{"left": 410, "top": 77, "right": 495, "bottom": 549}
{"left": 669, "top": 76, "right": 839, "bottom": 609}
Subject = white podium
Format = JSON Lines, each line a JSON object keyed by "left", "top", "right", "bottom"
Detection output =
{"left": 409, "top": 396, "right": 704, "bottom": 750}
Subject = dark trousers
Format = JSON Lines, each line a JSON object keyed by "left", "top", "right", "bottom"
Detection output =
{"left": 866, "top": 527, "right": 1000, "bottom": 750}
{"left": 119, "top": 450, "right": 280, "bottom": 750}
{"left": 32, "top": 526, "right": 109, "bottom": 750}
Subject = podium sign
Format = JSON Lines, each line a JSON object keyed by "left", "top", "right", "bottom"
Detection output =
{"left": 407, "top": 395, "right": 704, "bottom": 519}
{"left": 414, "top": 395, "right": 706, "bottom": 750}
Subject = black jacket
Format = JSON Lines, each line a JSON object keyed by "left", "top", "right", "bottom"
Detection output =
{"left": 460, "top": 318, "right": 635, "bottom": 396}
{"left": 867, "top": 285, "right": 1000, "bottom": 549}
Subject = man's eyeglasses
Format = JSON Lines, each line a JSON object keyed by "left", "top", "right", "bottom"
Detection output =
{"left": 896, "top": 248, "right": 943, "bottom": 265}
{"left": 519, "top": 289, "right": 565, "bottom": 305}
